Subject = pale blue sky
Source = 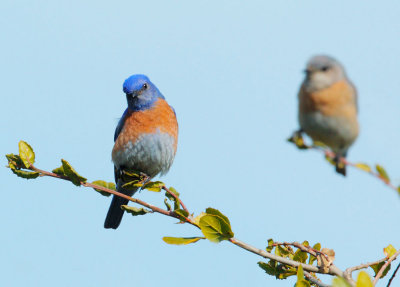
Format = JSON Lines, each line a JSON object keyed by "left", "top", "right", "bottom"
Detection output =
{"left": 1, "top": 1, "right": 400, "bottom": 286}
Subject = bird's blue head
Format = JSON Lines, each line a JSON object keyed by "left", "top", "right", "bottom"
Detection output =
{"left": 123, "top": 74, "right": 165, "bottom": 111}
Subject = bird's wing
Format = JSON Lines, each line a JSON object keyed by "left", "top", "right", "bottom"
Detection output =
{"left": 114, "top": 108, "right": 129, "bottom": 142}
{"left": 349, "top": 80, "right": 358, "bottom": 114}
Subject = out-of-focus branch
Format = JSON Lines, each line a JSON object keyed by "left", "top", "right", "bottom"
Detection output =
{"left": 288, "top": 131, "right": 400, "bottom": 194}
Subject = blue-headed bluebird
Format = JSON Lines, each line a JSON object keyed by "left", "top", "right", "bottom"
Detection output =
{"left": 104, "top": 74, "right": 178, "bottom": 229}
{"left": 298, "top": 55, "right": 359, "bottom": 176}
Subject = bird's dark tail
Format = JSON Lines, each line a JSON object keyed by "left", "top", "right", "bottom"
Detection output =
{"left": 104, "top": 195, "right": 129, "bottom": 229}
{"left": 104, "top": 183, "right": 138, "bottom": 229}
{"left": 334, "top": 155, "right": 346, "bottom": 176}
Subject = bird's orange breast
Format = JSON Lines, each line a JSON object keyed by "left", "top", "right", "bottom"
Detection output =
{"left": 299, "top": 80, "right": 356, "bottom": 118}
{"left": 112, "top": 98, "right": 178, "bottom": 157}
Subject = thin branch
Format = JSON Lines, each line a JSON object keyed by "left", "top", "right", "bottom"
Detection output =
{"left": 8, "top": 144, "right": 397, "bottom": 287}
{"left": 32, "top": 165, "right": 175, "bottom": 218}
{"left": 343, "top": 257, "right": 387, "bottom": 285}
{"left": 273, "top": 241, "right": 328, "bottom": 259}
{"left": 24, "top": 162, "right": 377, "bottom": 287}
{"left": 32, "top": 165, "right": 200, "bottom": 228}
{"left": 303, "top": 270, "right": 330, "bottom": 287}
{"left": 83, "top": 182, "right": 174, "bottom": 216}
{"left": 162, "top": 185, "right": 189, "bottom": 214}
{"left": 387, "top": 262, "right": 400, "bottom": 287}
{"left": 229, "top": 238, "right": 344, "bottom": 277}
{"left": 373, "top": 250, "right": 400, "bottom": 285}
{"left": 33, "top": 163, "right": 345, "bottom": 283}
{"left": 288, "top": 132, "right": 399, "bottom": 193}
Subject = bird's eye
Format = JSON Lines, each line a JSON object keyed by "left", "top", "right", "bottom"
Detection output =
{"left": 142, "top": 83, "right": 148, "bottom": 89}
{"left": 321, "top": 66, "right": 330, "bottom": 72}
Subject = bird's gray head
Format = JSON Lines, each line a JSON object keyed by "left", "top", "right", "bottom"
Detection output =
{"left": 303, "top": 55, "right": 347, "bottom": 92}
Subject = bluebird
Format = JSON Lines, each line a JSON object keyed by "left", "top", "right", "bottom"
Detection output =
{"left": 104, "top": 74, "right": 178, "bottom": 229}
{"left": 298, "top": 55, "right": 359, "bottom": 176}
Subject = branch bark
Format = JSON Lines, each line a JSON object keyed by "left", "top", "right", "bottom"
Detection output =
{"left": 303, "top": 270, "right": 330, "bottom": 287}
{"left": 343, "top": 257, "right": 387, "bottom": 286}
{"left": 229, "top": 238, "right": 344, "bottom": 277}
{"left": 18, "top": 161, "right": 389, "bottom": 287}
{"left": 373, "top": 250, "right": 400, "bottom": 285}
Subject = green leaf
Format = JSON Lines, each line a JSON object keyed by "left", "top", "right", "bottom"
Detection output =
{"left": 288, "top": 132, "right": 309, "bottom": 150}
{"left": 122, "top": 180, "right": 142, "bottom": 191}
{"left": 295, "top": 278, "right": 310, "bottom": 286}
{"left": 325, "top": 154, "right": 336, "bottom": 166}
{"left": 143, "top": 181, "right": 164, "bottom": 192}
{"left": 258, "top": 260, "right": 296, "bottom": 280}
{"left": 12, "top": 169, "right": 40, "bottom": 179}
{"left": 61, "top": 159, "right": 87, "bottom": 186}
{"left": 384, "top": 244, "right": 397, "bottom": 257}
{"left": 309, "top": 243, "right": 321, "bottom": 265}
{"left": 174, "top": 209, "right": 189, "bottom": 222}
{"left": 332, "top": 276, "right": 352, "bottom": 287}
{"left": 18, "top": 141, "right": 35, "bottom": 168}
{"left": 8, "top": 159, "right": 40, "bottom": 179}
{"left": 121, "top": 205, "right": 151, "bottom": 216}
{"left": 293, "top": 249, "right": 308, "bottom": 263}
{"left": 5, "top": 153, "right": 24, "bottom": 168}
{"left": 276, "top": 266, "right": 297, "bottom": 279}
{"left": 354, "top": 163, "right": 372, "bottom": 173}
{"left": 192, "top": 212, "right": 206, "bottom": 226}
{"left": 91, "top": 180, "right": 115, "bottom": 197}
{"left": 376, "top": 164, "right": 390, "bottom": 182}
{"left": 205, "top": 207, "right": 231, "bottom": 225}
{"left": 169, "top": 187, "right": 180, "bottom": 210}
{"left": 355, "top": 271, "right": 373, "bottom": 287}
{"left": 165, "top": 187, "right": 180, "bottom": 210}
{"left": 266, "top": 238, "right": 275, "bottom": 252}
{"left": 370, "top": 261, "right": 391, "bottom": 278}
{"left": 275, "top": 245, "right": 291, "bottom": 258}
{"left": 397, "top": 186, "right": 400, "bottom": 195}
{"left": 258, "top": 261, "right": 277, "bottom": 277}
{"left": 295, "top": 265, "right": 310, "bottom": 287}
{"left": 165, "top": 186, "right": 179, "bottom": 199}
{"left": 9, "top": 160, "right": 40, "bottom": 178}
{"left": 122, "top": 170, "right": 140, "bottom": 177}
{"left": 121, "top": 170, "right": 142, "bottom": 182}
{"left": 169, "top": 186, "right": 179, "bottom": 194}
{"left": 52, "top": 166, "right": 65, "bottom": 176}
{"left": 164, "top": 198, "right": 171, "bottom": 211}
{"left": 162, "top": 237, "right": 204, "bottom": 245}
{"left": 199, "top": 214, "right": 234, "bottom": 243}
{"left": 296, "top": 264, "right": 304, "bottom": 280}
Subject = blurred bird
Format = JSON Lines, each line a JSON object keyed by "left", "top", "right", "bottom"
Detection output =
{"left": 298, "top": 55, "right": 359, "bottom": 176}
{"left": 104, "top": 74, "right": 178, "bottom": 229}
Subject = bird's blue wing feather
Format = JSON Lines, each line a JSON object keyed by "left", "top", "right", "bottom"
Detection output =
{"left": 114, "top": 108, "right": 129, "bottom": 142}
